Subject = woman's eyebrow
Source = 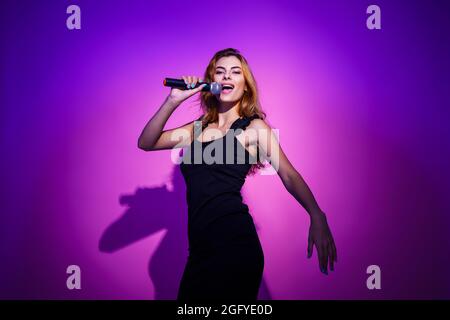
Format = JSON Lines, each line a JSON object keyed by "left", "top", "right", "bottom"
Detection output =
{"left": 216, "top": 66, "right": 242, "bottom": 70}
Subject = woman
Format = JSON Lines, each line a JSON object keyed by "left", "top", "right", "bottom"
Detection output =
{"left": 138, "top": 48, "right": 337, "bottom": 301}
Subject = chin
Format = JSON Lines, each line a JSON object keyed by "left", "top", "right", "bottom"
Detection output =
{"left": 219, "top": 99, "right": 239, "bottom": 106}
{"left": 218, "top": 94, "right": 242, "bottom": 104}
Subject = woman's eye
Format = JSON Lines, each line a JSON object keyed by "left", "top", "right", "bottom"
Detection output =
{"left": 215, "top": 71, "right": 241, "bottom": 75}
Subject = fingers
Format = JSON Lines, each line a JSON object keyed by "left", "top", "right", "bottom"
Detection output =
{"left": 328, "top": 242, "right": 335, "bottom": 271}
{"left": 307, "top": 235, "right": 313, "bottom": 259}
{"left": 309, "top": 236, "right": 336, "bottom": 275}
{"left": 317, "top": 244, "right": 329, "bottom": 275}
{"left": 326, "top": 237, "right": 337, "bottom": 272}
{"left": 191, "top": 82, "right": 207, "bottom": 94}
{"left": 323, "top": 244, "right": 329, "bottom": 275}
{"left": 331, "top": 239, "right": 337, "bottom": 266}
{"left": 181, "top": 75, "right": 206, "bottom": 95}
{"left": 317, "top": 243, "right": 328, "bottom": 275}
{"left": 182, "top": 76, "right": 192, "bottom": 89}
{"left": 332, "top": 238, "right": 337, "bottom": 263}
{"left": 191, "top": 76, "right": 198, "bottom": 88}
{"left": 182, "top": 75, "right": 202, "bottom": 89}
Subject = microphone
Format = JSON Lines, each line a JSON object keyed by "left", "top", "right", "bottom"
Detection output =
{"left": 163, "top": 78, "right": 222, "bottom": 95}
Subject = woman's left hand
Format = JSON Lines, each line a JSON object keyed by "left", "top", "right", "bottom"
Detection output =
{"left": 307, "top": 210, "right": 337, "bottom": 275}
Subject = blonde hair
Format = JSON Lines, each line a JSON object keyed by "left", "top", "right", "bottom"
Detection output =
{"left": 197, "top": 48, "right": 267, "bottom": 175}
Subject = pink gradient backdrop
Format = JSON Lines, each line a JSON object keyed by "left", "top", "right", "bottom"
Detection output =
{"left": 1, "top": 0, "right": 449, "bottom": 299}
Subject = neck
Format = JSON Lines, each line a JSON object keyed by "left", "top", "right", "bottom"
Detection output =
{"left": 218, "top": 99, "right": 240, "bottom": 113}
{"left": 216, "top": 101, "right": 241, "bottom": 127}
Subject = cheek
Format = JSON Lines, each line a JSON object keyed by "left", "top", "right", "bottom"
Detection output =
{"left": 236, "top": 79, "right": 246, "bottom": 91}
{"left": 238, "top": 75, "right": 246, "bottom": 85}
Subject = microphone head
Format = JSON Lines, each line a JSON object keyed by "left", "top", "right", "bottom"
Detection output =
{"left": 209, "top": 82, "right": 222, "bottom": 95}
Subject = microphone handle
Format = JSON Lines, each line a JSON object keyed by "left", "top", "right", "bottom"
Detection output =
{"left": 163, "top": 78, "right": 210, "bottom": 92}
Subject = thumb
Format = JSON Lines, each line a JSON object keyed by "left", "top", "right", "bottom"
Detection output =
{"left": 192, "top": 83, "right": 207, "bottom": 94}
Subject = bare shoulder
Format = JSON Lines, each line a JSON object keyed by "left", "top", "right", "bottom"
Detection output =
{"left": 248, "top": 118, "right": 272, "bottom": 131}
{"left": 243, "top": 118, "right": 273, "bottom": 147}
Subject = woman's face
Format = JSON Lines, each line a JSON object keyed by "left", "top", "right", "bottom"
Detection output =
{"left": 213, "top": 56, "right": 247, "bottom": 105}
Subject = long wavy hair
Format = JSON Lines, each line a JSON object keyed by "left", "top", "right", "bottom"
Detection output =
{"left": 197, "top": 48, "right": 267, "bottom": 175}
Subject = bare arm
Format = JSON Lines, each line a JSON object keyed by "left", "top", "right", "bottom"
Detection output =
{"left": 137, "top": 96, "right": 192, "bottom": 151}
{"left": 250, "top": 119, "right": 337, "bottom": 275}
{"left": 137, "top": 76, "right": 206, "bottom": 151}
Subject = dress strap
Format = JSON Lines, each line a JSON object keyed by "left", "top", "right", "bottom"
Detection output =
{"left": 230, "top": 114, "right": 260, "bottom": 131}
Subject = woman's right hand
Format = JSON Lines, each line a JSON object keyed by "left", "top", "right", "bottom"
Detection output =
{"left": 167, "top": 75, "right": 207, "bottom": 107}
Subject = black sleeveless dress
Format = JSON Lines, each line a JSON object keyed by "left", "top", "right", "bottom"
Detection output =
{"left": 177, "top": 114, "right": 264, "bottom": 302}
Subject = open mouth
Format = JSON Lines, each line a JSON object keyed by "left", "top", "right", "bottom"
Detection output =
{"left": 221, "top": 84, "right": 234, "bottom": 94}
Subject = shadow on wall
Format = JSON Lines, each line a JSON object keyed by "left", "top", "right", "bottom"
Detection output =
{"left": 99, "top": 165, "right": 272, "bottom": 300}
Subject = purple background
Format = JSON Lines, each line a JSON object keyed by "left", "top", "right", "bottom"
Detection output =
{"left": 1, "top": 0, "right": 449, "bottom": 299}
